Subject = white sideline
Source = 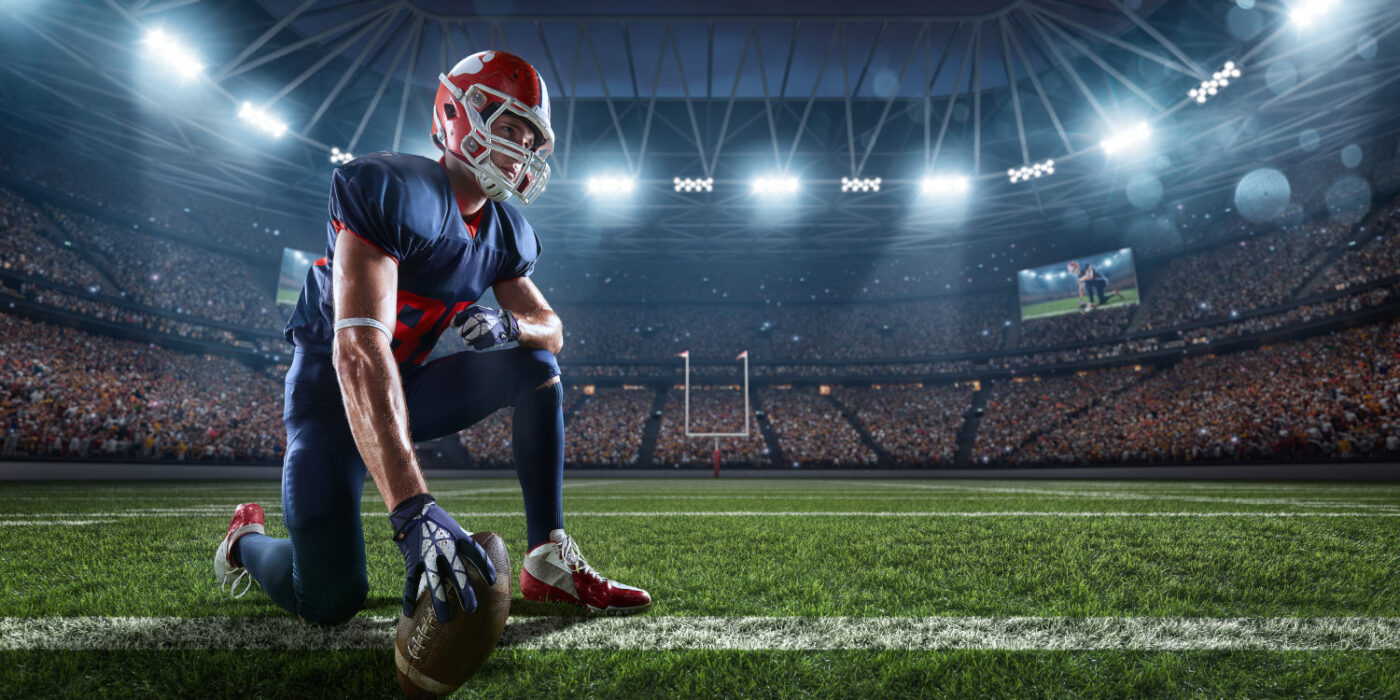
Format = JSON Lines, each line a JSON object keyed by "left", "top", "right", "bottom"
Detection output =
{"left": 1, "top": 616, "right": 1396, "bottom": 651}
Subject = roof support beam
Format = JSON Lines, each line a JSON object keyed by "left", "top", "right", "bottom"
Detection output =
{"left": 1006, "top": 10, "right": 1072, "bottom": 155}
{"left": 583, "top": 21, "right": 636, "bottom": 171}
{"left": 392, "top": 17, "right": 426, "bottom": 152}
{"left": 857, "top": 22, "right": 928, "bottom": 175}
{"left": 786, "top": 24, "right": 840, "bottom": 171}
{"left": 348, "top": 18, "right": 413, "bottom": 153}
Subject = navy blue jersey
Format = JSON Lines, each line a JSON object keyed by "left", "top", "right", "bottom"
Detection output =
{"left": 1076, "top": 263, "right": 1106, "bottom": 282}
{"left": 285, "top": 152, "right": 541, "bottom": 366}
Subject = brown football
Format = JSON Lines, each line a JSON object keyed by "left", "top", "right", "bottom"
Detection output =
{"left": 395, "top": 531, "right": 511, "bottom": 699}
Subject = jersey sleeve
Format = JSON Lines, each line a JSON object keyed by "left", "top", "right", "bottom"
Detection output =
{"left": 498, "top": 205, "right": 542, "bottom": 280}
{"left": 328, "top": 157, "right": 442, "bottom": 263}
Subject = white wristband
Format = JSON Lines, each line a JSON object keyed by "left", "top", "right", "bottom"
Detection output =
{"left": 334, "top": 317, "right": 393, "bottom": 342}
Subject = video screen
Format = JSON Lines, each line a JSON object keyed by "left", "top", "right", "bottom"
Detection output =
{"left": 1018, "top": 248, "right": 1139, "bottom": 321}
{"left": 277, "top": 247, "right": 320, "bottom": 306}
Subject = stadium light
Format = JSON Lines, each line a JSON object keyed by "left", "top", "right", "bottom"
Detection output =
{"left": 1189, "top": 62, "right": 1243, "bottom": 104}
{"left": 752, "top": 175, "right": 800, "bottom": 196}
{"left": 1008, "top": 160, "right": 1054, "bottom": 184}
{"left": 238, "top": 102, "right": 287, "bottom": 138}
{"left": 329, "top": 147, "right": 354, "bottom": 165}
{"left": 586, "top": 174, "right": 636, "bottom": 197}
{"left": 1101, "top": 122, "right": 1151, "bottom": 156}
{"left": 841, "top": 177, "right": 881, "bottom": 193}
{"left": 673, "top": 177, "right": 713, "bottom": 193}
{"left": 142, "top": 28, "right": 204, "bottom": 81}
{"left": 1291, "top": 0, "right": 1338, "bottom": 27}
{"left": 921, "top": 174, "right": 970, "bottom": 196}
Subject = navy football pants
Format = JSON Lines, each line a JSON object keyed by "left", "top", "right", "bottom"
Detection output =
{"left": 1085, "top": 278, "right": 1108, "bottom": 305}
{"left": 238, "top": 345, "right": 563, "bottom": 625}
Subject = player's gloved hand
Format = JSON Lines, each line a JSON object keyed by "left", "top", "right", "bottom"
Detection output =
{"left": 452, "top": 306, "right": 520, "bottom": 351}
{"left": 389, "top": 493, "right": 497, "bottom": 622}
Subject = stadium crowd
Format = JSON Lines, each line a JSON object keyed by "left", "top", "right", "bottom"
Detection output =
{"left": 0, "top": 188, "right": 111, "bottom": 290}
{"left": 43, "top": 206, "right": 282, "bottom": 330}
{"left": 453, "top": 408, "right": 515, "bottom": 468}
{"left": 563, "top": 388, "right": 653, "bottom": 466}
{"left": 653, "top": 388, "right": 770, "bottom": 468}
{"left": 4, "top": 302, "right": 1400, "bottom": 467}
{"left": 1018, "top": 306, "right": 1134, "bottom": 348}
{"left": 973, "top": 368, "right": 1146, "bottom": 464}
{"left": 1006, "top": 319, "right": 1400, "bottom": 464}
{"left": 1136, "top": 219, "right": 1353, "bottom": 331}
{"left": 834, "top": 384, "right": 971, "bottom": 467}
{"left": 0, "top": 313, "right": 283, "bottom": 462}
{"left": 758, "top": 387, "right": 878, "bottom": 468}
{"left": 0, "top": 131, "right": 304, "bottom": 256}
{"left": 1314, "top": 196, "right": 1400, "bottom": 292}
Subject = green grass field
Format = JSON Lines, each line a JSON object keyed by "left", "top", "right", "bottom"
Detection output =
{"left": 276, "top": 286, "right": 301, "bottom": 306}
{"left": 1021, "top": 287, "right": 1140, "bottom": 321}
{"left": 3, "top": 478, "right": 1399, "bottom": 698}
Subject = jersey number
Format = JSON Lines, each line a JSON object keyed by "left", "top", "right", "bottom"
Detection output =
{"left": 392, "top": 290, "right": 471, "bottom": 364}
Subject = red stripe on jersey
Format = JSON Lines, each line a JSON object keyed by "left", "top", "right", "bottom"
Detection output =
{"left": 313, "top": 257, "right": 328, "bottom": 266}
{"left": 331, "top": 219, "right": 399, "bottom": 264}
{"left": 463, "top": 207, "right": 483, "bottom": 240}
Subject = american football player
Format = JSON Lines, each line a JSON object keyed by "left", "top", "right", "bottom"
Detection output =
{"left": 214, "top": 50, "right": 650, "bottom": 624}
{"left": 1068, "top": 260, "right": 1124, "bottom": 311}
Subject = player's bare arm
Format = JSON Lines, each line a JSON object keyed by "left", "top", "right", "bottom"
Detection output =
{"left": 493, "top": 275, "right": 563, "bottom": 356}
{"left": 330, "top": 229, "right": 428, "bottom": 510}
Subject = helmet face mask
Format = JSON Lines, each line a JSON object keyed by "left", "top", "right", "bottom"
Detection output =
{"left": 433, "top": 52, "right": 555, "bottom": 205}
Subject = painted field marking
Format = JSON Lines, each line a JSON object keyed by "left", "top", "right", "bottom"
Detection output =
{"left": 0, "top": 520, "right": 114, "bottom": 527}
{"left": 864, "top": 482, "right": 1400, "bottom": 510}
{"left": 2, "top": 616, "right": 1396, "bottom": 652}
{"left": 3, "top": 511, "right": 1399, "bottom": 522}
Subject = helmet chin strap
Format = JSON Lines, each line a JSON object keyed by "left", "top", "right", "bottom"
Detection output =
{"left": 446, "top": 147, "right": 512, "bottom": 203}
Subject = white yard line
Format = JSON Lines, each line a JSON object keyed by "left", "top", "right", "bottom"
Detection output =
{"left": 2, "top": 615, "right": 1396, "bottom": 651}
{"left": 0, "top": 520, "right": 114, "bottom": 526}
{"left": 863, "top": 482, "right": 1400, "bottom": 510}
{"left": 3, "top": 511, "right": 1399, "bottom": 521}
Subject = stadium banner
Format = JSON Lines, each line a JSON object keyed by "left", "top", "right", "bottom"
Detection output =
{"left": 277, "top": 248, "right": 319, "bottom": 306}
{"left": 1017, "top": 248, "right": 1139, "bottom": 321}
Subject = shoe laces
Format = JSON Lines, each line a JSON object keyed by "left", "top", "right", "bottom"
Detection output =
{"left": 220, "top": 567, "right": 256, "bottom": 599}
{"left": 558, "top": 534, "right": 601, "bottom": 580}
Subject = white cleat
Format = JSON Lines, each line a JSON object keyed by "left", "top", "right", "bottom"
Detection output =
{"left": 520, "top": 529, "right": 652, "bottom": 615}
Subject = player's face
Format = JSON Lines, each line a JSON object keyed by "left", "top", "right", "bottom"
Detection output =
{"left": 489, "top": 114, "right": 537, "bottom": 181}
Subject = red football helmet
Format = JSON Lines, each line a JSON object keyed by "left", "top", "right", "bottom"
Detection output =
{"left": 433, "top": 51, "right": 554, "bottom": 205}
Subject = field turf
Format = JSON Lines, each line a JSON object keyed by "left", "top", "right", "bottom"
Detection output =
{"left": 2, "top": 478, "right": 1399, "bottom": 698}
{"left": 1021, "top": 287, "right": 1140, "bottom": 320}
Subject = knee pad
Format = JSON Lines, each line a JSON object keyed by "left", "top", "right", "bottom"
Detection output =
{"left": 511, "top": 347, "right": 560, "bottom": 396}
{"left": 297, "top": 575, "right": 369, "bottom": 626}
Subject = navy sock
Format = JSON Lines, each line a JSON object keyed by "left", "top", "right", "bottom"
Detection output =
{"left": 233, "top": 532, "right": 297, "bottom": 614}
{"left": 512, "top": 379, "right": 565, "bottom": 547}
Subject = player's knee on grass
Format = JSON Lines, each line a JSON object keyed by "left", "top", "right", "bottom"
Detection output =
{"left": 297, "top": 574, "right": 368, "bottom": 627}
{"left": 284, "top": 513, "right": 370, "bottom": 626}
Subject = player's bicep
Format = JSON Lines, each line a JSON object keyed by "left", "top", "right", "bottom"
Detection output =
{"left": 333, "top": 227, "right": 399, "bottom": 337}
{"left": 491, "top": 276, "right": 551, "bottom": 317}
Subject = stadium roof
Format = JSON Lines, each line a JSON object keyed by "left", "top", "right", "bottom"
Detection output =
{"left": 1, "top": 0, "right": 1398, "bottom": 261}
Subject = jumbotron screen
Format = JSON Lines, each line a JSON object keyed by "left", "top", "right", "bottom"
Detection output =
{"left": 1017, "top": 248, "right": 1139, "bottom": 321}
{"left": 277, "top": 247, "right": 319, "bottom": 306}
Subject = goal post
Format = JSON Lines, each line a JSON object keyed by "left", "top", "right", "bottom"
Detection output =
{"left": 678, "top": 350, "right": 750, "bottom": 477}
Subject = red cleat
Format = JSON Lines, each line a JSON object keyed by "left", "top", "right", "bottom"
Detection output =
{"left": 520, "top": 529, "right": 651, "bottom": 615}
{"left": 213, "top": 503, "right": 265, "bottom": 598}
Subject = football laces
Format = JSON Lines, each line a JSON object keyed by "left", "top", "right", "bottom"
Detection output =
{"left": 558, "top": 534, "right": 599, "bottom": 578}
